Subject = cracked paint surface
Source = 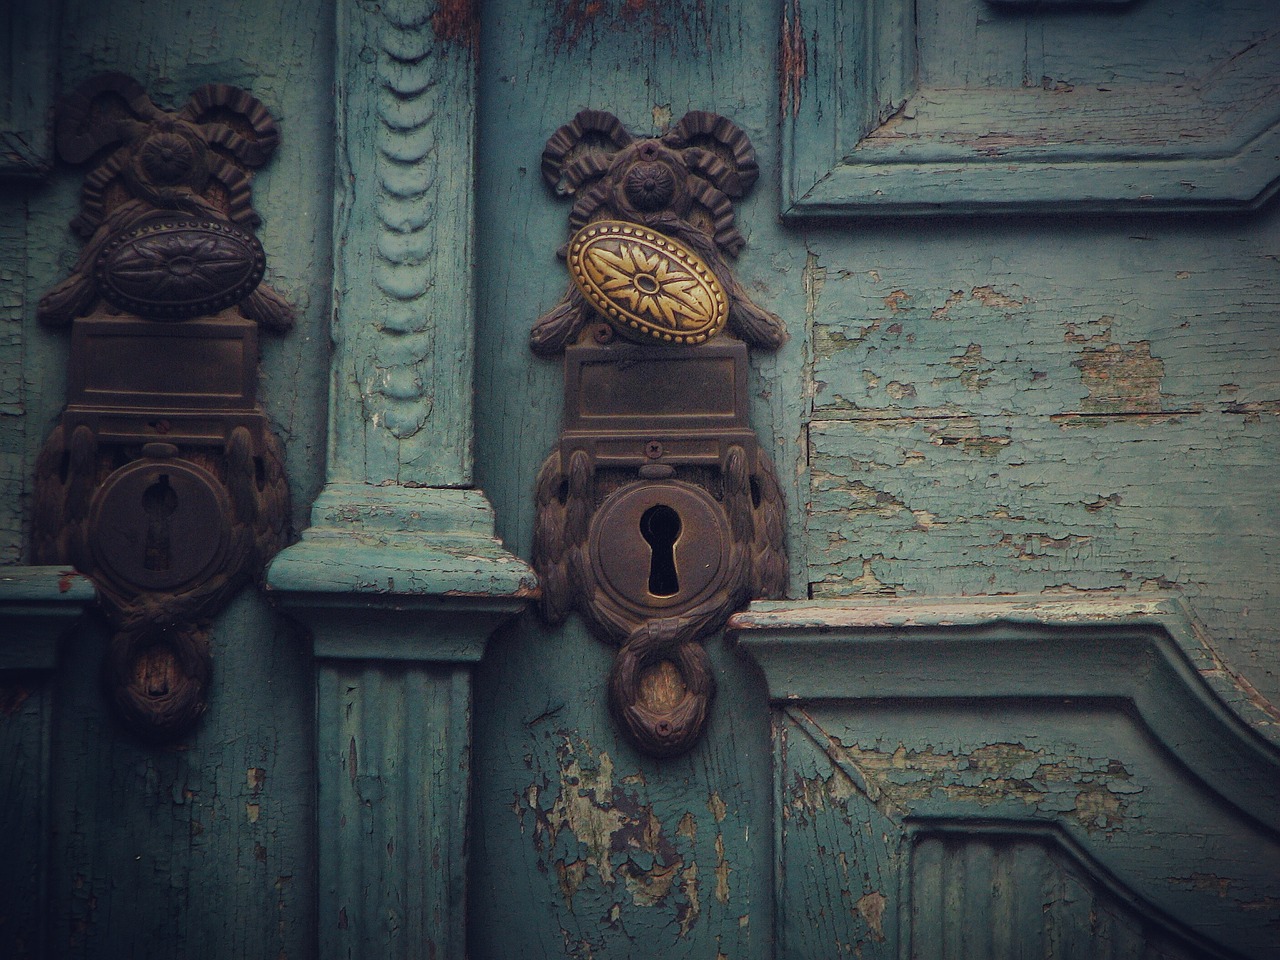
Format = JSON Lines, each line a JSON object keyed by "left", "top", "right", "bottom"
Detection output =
{"left": 786, "top": 730, "right": 1140, "bottom": 835}
{"left": 508, "top": 734, "right": 753, "bottom": 954}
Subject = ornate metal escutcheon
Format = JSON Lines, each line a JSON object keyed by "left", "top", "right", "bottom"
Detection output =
{"left": 531, "top": 110, "right": 788, "bottom": 757}
{"left": 32, "top": 74, "right": 293, "bottom": 741}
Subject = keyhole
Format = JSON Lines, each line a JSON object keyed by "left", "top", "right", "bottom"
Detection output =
{"left": 640, "top": 504, "right": 682, "bottom": 597}
{"left": 142, "top": 474, "right": 178, "bottom": 571}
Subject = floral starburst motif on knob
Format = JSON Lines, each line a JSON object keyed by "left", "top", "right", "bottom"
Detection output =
{"left": 569, "top": 222, "right": 727, "bottom": 345}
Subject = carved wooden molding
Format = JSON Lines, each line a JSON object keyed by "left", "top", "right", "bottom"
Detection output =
{"left": 782, "top": 0, "right": 1280, "bottom": 216}
{"left": 731, "top": 594, "right": 1280, "bottom": 958}
{"left": 32, "top": 74, "right": 293, "bottom": 741}
{"left": 328, "top": 0, "right": 477, "bottom": 479}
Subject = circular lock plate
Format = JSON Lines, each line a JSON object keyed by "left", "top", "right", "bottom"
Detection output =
{"left": 588, "top": 480, "right": 731, "bottom": 617}
{"left": 89, "top": 458, "right": 232, "bottom": 593}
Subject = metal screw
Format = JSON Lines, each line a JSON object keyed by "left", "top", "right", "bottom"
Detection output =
{"left": 592, "top": 323, "right": 614, "bottom": 344}
{"left": 645, "top": 440, "right": 662, "bottom": 459}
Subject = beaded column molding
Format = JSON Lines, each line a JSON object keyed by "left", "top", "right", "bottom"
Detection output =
{"left": 32, "top": 73, "right": 293, "bottom": 741}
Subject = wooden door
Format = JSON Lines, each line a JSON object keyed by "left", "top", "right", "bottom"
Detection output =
{"left": 465, "top": 1, "right": 1280, "bottom": 958}
{"left": 2, "top": 1, "right": 1278, "bottom": 958}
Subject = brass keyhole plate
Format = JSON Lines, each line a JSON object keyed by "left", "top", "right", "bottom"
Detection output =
{"left": 588, "top": 480, "right": 730, "bottom": 616}
{"left": 89, "top": 458, "right": 232, "bottom": 592}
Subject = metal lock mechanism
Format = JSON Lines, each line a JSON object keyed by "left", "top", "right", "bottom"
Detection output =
{"left": 588, "top": 480, "right": 730, "bottom": 617}
{"left": 31, "top": 74, "right": 293, "bottom": 740}
{"left": 531, "top": 110, "right": 789, "bottom": 757}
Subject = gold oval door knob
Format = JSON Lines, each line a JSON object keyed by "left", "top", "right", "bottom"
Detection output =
{"left": 568, "top": 221, "right": 728, "bottom": 345}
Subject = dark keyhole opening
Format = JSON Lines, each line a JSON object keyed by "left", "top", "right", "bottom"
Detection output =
{"left": 142, "top": 474, "right": 178, "bottom": 571}
{"left": 640, "top": 503, "right": 682, "bottom": 597}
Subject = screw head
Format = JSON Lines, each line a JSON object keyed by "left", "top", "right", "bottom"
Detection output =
{"left": 592, "top": 323, "right": 614, "bottom": 344}
{"left": 645, "top": 440, "right": 663, "bottom": 459}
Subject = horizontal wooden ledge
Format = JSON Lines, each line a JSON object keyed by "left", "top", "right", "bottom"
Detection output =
{"left": 267, "top": 483, "right": 537, "bottom": 601}
{"left": 265, "top": 484, "right": 536, "bottom": 660}
{"left": 728, "top": 592, "right": 1280, "bottom": 827}
{"left": 0, "top": 566, "right": 96, "bottom": 669}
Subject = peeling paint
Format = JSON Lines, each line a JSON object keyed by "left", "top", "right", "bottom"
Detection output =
{"left": 1064, "top": 315, "right": 1114, "bottom": 344}
{"left": 924, "top": 418, "right": 1010, "bottom": 456}
{"left": 1223, "top": 398, "right": 1280, "bottom": 423}
{"left": 948, "top": 343, "right": 993, "bottom": 391}
{"left": 550, "top": 0, "right": 712, "bottom": 52}
{"left": 820, "top": 557, "right": 898, "bottom": 597}
{"left": 1168, "top": 873, "right": 1232, "bottom": 897}
{"left": 544, "top": 747, "right": 629, "bottom": 884}
{"left": 620, "top": 858, "right": 681, "bottom": 906}
{"left": 970, "top": 284, "right": 1028, "bottom": 310}
{"left": 929, "top": 290, "right": 965, "bottom": 320}
{"left": 713, "top": 834, "right": 731, "bottom": 905}
{"left": 788, "top": 721, "right": 1140, "bottom": 834}
{"left": 1073, "top": 340, "right": 1166, "bottom": 414}
{"left": 650, "top": 103, "right": 672, "bottom": 133}
{"left": 677, "top": 862, "right": 700, "bottom": 935}
{"left": 855, "top": 891, "right": 886, "bottom": 940}
{"left": 780, "top": 0, "right": 807, "bottom": 116}
{"left": 883, "top": 289, "right": 911, "bottom": 313}
{"left": 706, "top": 791, "right": 727, "bottom": 823}
{"left": 556, "top": 858, "right": 588, "bottom": 910}
{"left": 514, "top": 737, "right": 710, "bottom": 924}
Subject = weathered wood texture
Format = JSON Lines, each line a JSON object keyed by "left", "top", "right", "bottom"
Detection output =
{"left": 782, "top": 0, "right": 1280, "bottom": 214}
{"left": 329, "top": 0, "right": 476, "bottom": 486}
{"left": 0, "top": 671, "right": 53, "bottom": 960}
{"left": 1, "top": 206, "right": 26, "bottom": 562}
{"left": 0, "top": 568, "right": 93, "bottom": 960}
{"left": 0, "top": 0, "right": 56, "bottom": 176}
{"left": 733, "top": 596, "right": 1280, "bottom": 959}
{"left": 0, "top": 0, "right": 332, "bottom": 956}
{"left": 316, "top": 660, "right": 472, "bottom": 960}
{"left": 2, "top": 0, "right": 1278, "bottom": 956}
{"left": 472, "top": 1, "right": 1280, "bottom": 955}
{"left": 50, "top": 597, "right": 315, "bottom": 959}
{"left": 266, "top": 5, "right": 533, "bottom": 959}
{"left": 800, "top": 218, "right": 1280, "bottom": 706}
{"left": 471, "top": 2, "right": 787, "bottom": 956}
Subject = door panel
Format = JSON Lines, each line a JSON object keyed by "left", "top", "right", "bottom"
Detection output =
{"left": 2, "top": 0, "right": 1278, "bottom": 956}
{"left": 470, "top": 0, "right": 1280, "bottom": 956}
{"left": 471, "top": 4, "right": 788, "bottom": 956}
{"left": 0, "top": 1, "right": 331, "bottom": 956}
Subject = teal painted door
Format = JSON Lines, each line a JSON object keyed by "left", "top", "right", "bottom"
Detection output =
{"left": 2, "top": 1, "right": 1278, "bottom": 957}
{"left": 467, "top": 1, "right": 1280, "bottom": 957}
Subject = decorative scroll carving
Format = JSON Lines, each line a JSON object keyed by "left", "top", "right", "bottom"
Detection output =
{"left": 532, "top": 109, "right": 787, "bottom": 357}
{"left": 32, "top": 74, "right": 292, "bottom": 741}
{"left": 37, "top": 72, "right": 291, "bottom": 331}
{"left": 531, "top": 111, "right": 788, "bottom": 758}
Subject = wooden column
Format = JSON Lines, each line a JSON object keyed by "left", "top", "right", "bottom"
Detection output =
{"left": 266, "top": 2, "right": 534, "bottom": 956}
{"left": 0, "top": 568, "right": 93, "bottom": 960}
